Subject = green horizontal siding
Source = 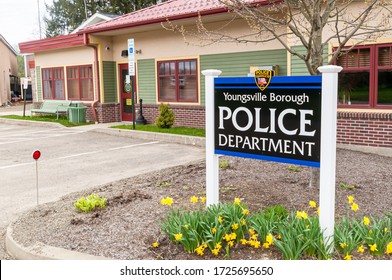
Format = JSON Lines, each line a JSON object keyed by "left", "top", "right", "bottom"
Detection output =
{"left": 200, "top": 49, "right": 288, "bottom": 105}
{"left": 102, "top": 61, "right": 117, "bottom": 103}
{"left": 137, "top": 59, "right": 156, "bottom": 104}
{"left": 35, "top": 66, "right": 42, "bottom": 102}
{"left": 290, "top": 45, "right": 328, "bottom": 76}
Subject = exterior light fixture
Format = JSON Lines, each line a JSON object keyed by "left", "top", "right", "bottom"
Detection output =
{"left": 121, "top": 50, "right": 128, "bottom": 58}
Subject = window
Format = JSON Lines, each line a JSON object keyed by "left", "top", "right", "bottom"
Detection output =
{"left": 336, "top": 44, "right": 392, "bottom": 108}
{"left": 42, "top": 68, "right": 65, "bottom": 100}
{"left": 157, "top": 59, "right": 198, "bottom": 102}
{"left": 67, "top": 65, "right": 93, "bottom": 100}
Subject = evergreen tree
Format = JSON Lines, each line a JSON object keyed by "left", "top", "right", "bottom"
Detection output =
{"left": 44, "top": 0, "right": 167, "bottom": 38}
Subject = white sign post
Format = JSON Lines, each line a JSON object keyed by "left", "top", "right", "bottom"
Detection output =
{"left": 318, "top": 65, "right": 342, "bottom": 252}
{"left": 202, "top": 69, "right": 222, "bottom": 207}
{"left": 128, "top": 39, "right": 135, "bottom": 76}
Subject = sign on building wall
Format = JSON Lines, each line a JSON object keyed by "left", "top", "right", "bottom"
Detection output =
{"left": 214, "top": 75, "right": 322, "bottom": 168}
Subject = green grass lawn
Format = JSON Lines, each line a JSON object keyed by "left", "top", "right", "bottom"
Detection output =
{"left": 111, "top": 124, "right": 205, "bottom": 137}
{"left": 0, "top": 115, "right": 92, "bottom": 127}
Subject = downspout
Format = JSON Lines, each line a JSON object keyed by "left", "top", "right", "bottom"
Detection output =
{"left": 84, "top": 33, "right": 100, "bottom": 123}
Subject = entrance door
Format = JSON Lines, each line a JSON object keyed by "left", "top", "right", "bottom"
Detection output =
{"left": 119, "top": 63, "right": 136, "bottom": 121}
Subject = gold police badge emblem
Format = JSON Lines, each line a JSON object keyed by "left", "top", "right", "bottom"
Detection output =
{"left": 254, "top": 69, "right": 273, "bottom": 91}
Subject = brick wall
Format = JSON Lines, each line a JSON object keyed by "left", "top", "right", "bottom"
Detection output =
{"left": 86, "top": 102, "right": 121, "bottom": 123}
{"left": 143, "top": 104, "right": 205, "bottom": 128}
{"left": 337, "top": 111, "right": 392, "bottom": 148}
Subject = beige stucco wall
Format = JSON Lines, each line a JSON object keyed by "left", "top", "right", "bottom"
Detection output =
{"left": 0, "top": 39, "right": 17, "bottom": 105}
{"left": 34, "top": 46, "right": 94, "bottom": 67}
{"left": 108, "top": 17, "right": 286, "bottom": 63}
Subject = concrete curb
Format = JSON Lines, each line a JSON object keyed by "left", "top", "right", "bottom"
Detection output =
{"left": 6, "top": 224, "right": 111, "bottom": 260}
{"left": 0, "top": 117, "right": 64, "bottom": 128}
{"left": 93, "top": 127, "right": 206, "bottom": 147}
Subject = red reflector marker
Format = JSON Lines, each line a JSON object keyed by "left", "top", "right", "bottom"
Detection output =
{"left": 32, "top": 150, "right": 41, "bottom": 160}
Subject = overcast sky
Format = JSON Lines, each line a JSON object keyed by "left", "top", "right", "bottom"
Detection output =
{"left": 0, "top": 0, "right": 53, "bottom": 50}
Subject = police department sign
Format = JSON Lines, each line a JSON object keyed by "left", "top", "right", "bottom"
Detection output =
{"left": 214, "top": 76, "right": 322, "bottom": 168}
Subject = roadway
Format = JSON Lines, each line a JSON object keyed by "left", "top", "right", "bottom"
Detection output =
{"left": 0, "top": 122, "right": 205, "bottom": 228}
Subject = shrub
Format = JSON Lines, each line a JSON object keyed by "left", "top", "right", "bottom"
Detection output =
{"left": 155, "top": 103, "right": 175, "bottom": 128}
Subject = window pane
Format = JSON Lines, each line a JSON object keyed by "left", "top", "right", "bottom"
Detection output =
{"left": 359, "top": 49, "right": 370, "bottom": 67}
{"left": 81, "top": 79, "right": 93, "bottom": 99}
{"left": 379, "top": 47, "right": 391, "bottom": 66}
{"left": 377, "top": 71, "right": 392, "bottom": 105}
{"left": 179, "top": 62, "right": 184, "bottom": 74}
{"left": 338, "top": 72, "right": 369, "bottom": 105}
{"left": 67, "top": 68, "right": 78, "bottom": 79}
{"left": 43, "top": 80, "right": 52, "bottom": 99}
{"left": 190, "top": 61, "right": 196, "bottom": 74}
{"left": 43, "top": 69, "right": 51, "bottom": 80}
{"left": 159, "top": 76, "right": 176, "bottom": 100}
{"left": 54, "top": 80, "right": 65, "bottom": 99}
{"left": 68, "top": 80, "right": 79, "bottom": 99}
{"left": 179, "top": 75, "right": 197, "bottom": 102}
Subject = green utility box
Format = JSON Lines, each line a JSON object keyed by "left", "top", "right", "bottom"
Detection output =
{"left": 68, "top": 106, "right": 86, "bottom": 123}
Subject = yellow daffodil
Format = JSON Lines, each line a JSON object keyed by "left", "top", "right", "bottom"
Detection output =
{"left": 363, "top": 216, "right": 370, "bottom": 226}
{"left": 266, "top": 234, "right": 274, "bottom": 245}
{"left": 152, "top": 242, "right": 159, "bottom": 248}
{"left": 174, "top": 233, "right": 182, "bottom": 241}
{"left": 347, "top": 196, "right": 355, "bottom": 204}
{"left": 184, "top": 224, "right": 189, "bottom": 230}
{"left": 357, "top": 245, "right": 365, "bottom": 253}
{"left": 343, "top": 254, "right": 352, "bottom": 260}
{"left": 212, "top": 227, "right": 217, "bottom": 234}
{"left": 224, "top": 234, "right": 231, "bottom": 242}
{"left": 218, "top": 216, "right": 223, "bottom": 223}
{"left": 251, "top": 234, "right": 258, "bottom": 241}
{"left": 351, "top": 203, "right": 359, "bottom": 212}
{"left": 228, "top": 241, "right": 234, "bottom": 247}
{"left": 230, "top": 232, "right": 237, "bottom": 240}
{"left": 161, "top": 197, "right": 173, "bottom": 206}
{"left": 253, "top": 241, "right": 261, "bottom": 248}
{"left": 190, "top": 196, "right": 198, "bottom": 203}
{"left": 309, "top": 201, "right": 317, "bottom": 208}
{"left": 211, "top": 248, "right": 220, "bottom": 256}
{"left": 242, "top": 208, "right": 250, "bottom": 215}
{"left": 296, "top": 211, "right": 308, "bottom": 219}
{"left": 195, "top": 246, "right": 204, "bottom": 256}
{"left": 200, "top": 197, "right": 206, "bottom": 203}
{"left": 249, "top": 228, "right": 256, "bottom": 235}
{"left": 234, "top": 198, "right": 241, "bottom": 205}
{"left": 215, "top": 242, "right": 222, "bottom": 250}
{"left": 232, "top": 223, "right": 239, "bottom": 230}
{"left": 386, "top": 242, "right": 392, "bottom": 254}
{"left": 369, "top": 244, "right": 378, "bottom": 252}
{"left": 263, "top": 242, "right": 270, "bottom": 249}
{"left": 384, "top": 228, "right": 388, "bottom": 233}
{"left": 240, "top": 239, "right": 247, "bottom": 245}
{"left": 241, "top": 219, "right": 246, "bottom": 226}
{"left": 317, "top": 207, "right": 320, "bottom": 216}
{"left": 340, "top": 242, "right": 347, "bottom": 249}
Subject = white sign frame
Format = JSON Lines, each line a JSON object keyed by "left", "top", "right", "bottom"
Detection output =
{"left": 203, "top": 65, "right": 342, "bottom": 253}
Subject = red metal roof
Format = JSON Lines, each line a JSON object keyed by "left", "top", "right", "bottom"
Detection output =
{"left": 19, "top": 34, "right": 85, "bottom": 54}
{"left": 80, "top": 0, "right": 270, "bottom": 34}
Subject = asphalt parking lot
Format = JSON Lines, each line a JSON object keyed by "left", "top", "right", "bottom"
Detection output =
{"left": 0, "top": 122, "right": 205, "bottom": 228}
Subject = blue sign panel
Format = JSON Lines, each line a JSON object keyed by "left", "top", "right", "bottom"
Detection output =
{"left": 214, "top": 76, "right": 322, "bottom": 168}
